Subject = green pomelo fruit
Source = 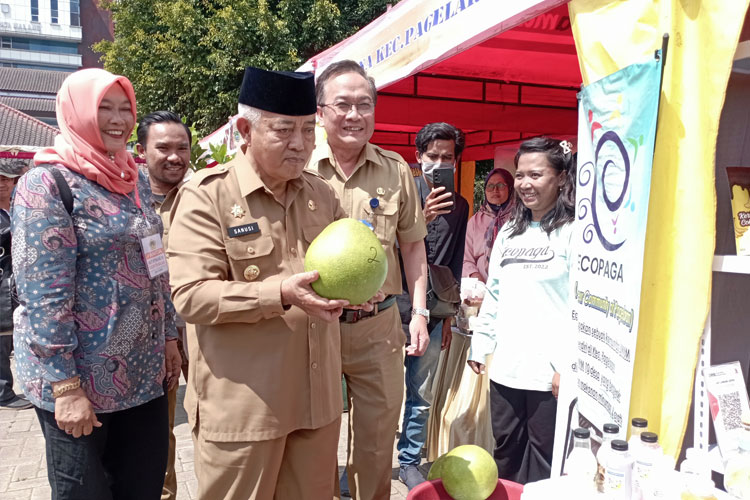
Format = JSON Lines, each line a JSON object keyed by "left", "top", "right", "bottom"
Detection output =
{"left": 440, "top": 445, "right": 498, "bottom": 500}
{"left": 304, "top": 218, "right": 388, "bottom": 305}
{"left": 427, "top": 454, "right": 447, "bottom": 481}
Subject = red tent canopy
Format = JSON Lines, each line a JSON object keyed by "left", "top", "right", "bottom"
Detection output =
{"left": 300, "top": 1, "right": 581, "bottom": 161}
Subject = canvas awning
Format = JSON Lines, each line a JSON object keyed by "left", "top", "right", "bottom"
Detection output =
{"left": 201, "top": 0, "right": 582, "bottom": 163}
{"left": 297, "top": 0, "right": 581, "bottom": 161}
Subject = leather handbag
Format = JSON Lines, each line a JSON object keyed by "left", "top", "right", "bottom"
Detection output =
{"left": 426, "top": 264, "right": 460, "bottom": 319}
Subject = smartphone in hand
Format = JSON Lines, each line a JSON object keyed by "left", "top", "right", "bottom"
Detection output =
{"left": 432, "top": 166, "right": 455, "bottom": 209}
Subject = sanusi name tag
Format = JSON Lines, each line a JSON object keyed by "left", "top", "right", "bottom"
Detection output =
{"left": 228, "top": 222, "right": 260, "bottom": 238}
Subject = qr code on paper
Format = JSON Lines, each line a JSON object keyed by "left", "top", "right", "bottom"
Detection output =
{"left": 720, "top": 391, "right": 742, "bottom": 431}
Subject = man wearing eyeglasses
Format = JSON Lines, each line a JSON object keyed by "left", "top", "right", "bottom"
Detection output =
{"left": 395, "top": 122, "right": 469, "bottom": 489}
{"left": 309, "top": 60, "right": 429, "bottom": 500}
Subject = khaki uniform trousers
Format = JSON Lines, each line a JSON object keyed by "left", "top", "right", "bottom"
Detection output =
{"left": 162, "top": 384, "right": 179, "bottom": 500}
{"left": 162, "top": 332, "right": 188, "bottom": 500}
{"left": 340, "top": 305, "right": 405, "bottom": 500}
{"left": 193, "top": 416, "right": 341, "bottom": 500}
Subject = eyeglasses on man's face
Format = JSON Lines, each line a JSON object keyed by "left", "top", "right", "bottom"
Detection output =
{"left": 321, "top": 101, "right": 375, "bottom": 116}
{"left": 486, "top": 182, "right": 508, "bottom": 191}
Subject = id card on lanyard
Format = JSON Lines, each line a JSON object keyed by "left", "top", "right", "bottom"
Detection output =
{"left": 130, "top": 186, "right": 168, "bottom": 279}
{"left": 140, "top": 232, "right": 168, "bottom": 279}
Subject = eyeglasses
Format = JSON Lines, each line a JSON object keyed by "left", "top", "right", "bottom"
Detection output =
{"left": 486, "top": 182, "right": 507, "bottom": 191}
{"left": 321, "top": 101, "right": 374, "bottom": 116}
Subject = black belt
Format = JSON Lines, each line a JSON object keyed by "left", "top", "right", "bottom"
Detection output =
{"left": 340, "top": 295, "right": 396, "bottom": 324}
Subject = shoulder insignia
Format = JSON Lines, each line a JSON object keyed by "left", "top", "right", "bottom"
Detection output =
{"left": 188, "top": 163, "right": 233, "bottom": 186}
{"left": 302, "top": 168, "right": 323, "bottom": 179}
{"left": 376, "top": 146, "right": 407, "bottom": 164}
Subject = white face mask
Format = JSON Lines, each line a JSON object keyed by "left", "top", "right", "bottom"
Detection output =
{"left": 421, "top": 161, "right": 454, "bottom": 184}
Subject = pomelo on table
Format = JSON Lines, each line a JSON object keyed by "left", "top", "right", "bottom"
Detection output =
{"left": 304, "top": 218, "right": 388, "bottom": 305}
{"left": 431, "top": 444, "right": 498, "bottom": 500}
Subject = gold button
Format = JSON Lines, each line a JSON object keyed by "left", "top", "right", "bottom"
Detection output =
{"left": 290, "top": 247, "right": 297, "bottom": 255}
{"left": 247, "top": 247, "right": 255, "bottom": 255}
{"left": 243, "top": 265, "right": 260, "bottom": 281}
{"left": 308, "top": 200, "right": 317, "bottom": 211}
{"left": 311, "top": 323, "right": 316, "bottom": 329}
{"left": 376, "top": 187, "right": 385, "bottom": 196}
{"left": 311, "top": 362, "right": 318, "bottom": 369}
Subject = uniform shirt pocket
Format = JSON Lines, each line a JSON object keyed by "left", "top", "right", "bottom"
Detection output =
{"left": 225, "top": 236, "right": 276, "bottom": 282}
{"left": 364, "top": 200, "right": 399, "bottom": 245}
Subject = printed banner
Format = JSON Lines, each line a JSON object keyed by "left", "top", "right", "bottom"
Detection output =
{"left": 298, "top": 0, "right": 567, "bottom": 89}
{"left": 553, "top": 55, "right": 662, "bottom": 473}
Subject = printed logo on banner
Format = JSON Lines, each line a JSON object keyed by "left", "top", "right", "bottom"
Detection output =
{"left": 551, "top": 55, "right": 662, "bottom": 477}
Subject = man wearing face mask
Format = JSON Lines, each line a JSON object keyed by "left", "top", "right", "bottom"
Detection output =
{"left": 396, "top": 122, "right": 469, "bottom": 489}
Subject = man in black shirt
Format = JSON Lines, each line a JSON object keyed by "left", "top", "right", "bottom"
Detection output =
{"left": 396, "top": 123, "right": 469, "bottom": 488}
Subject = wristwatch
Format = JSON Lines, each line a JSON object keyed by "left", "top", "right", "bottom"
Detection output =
{"left": 411, "top": 307, "right": 430, "bottom": 321}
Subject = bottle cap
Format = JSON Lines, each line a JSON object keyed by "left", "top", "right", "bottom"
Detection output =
{"left": 612, "top": 439, "right": 628, "bottom": 451}
{"left": 603, "top": 423, "right": 619, "bottom": 435}
{"left": 640, "top": 431, "right": 658, "bottom": 443}
{"left": 573, "top": 428, "right": 590, "bottom": 439}
{"left": 369, "top": 197, "right": 380, "bottom": 209}
{"left": 632, "top": 417, "right": 648, "bottom": 428}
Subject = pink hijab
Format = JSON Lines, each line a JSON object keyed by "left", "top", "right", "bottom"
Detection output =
{"left": 34, "top": 68, "right": 138, "bottom": 195}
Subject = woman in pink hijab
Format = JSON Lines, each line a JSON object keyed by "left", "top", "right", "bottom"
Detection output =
{"left": 12, "top": 68, "right": 181, "bottom": 499}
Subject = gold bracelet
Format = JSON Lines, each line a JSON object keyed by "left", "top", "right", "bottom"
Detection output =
{"left": 52, "top": 376, "right": 81, "bottom": 398}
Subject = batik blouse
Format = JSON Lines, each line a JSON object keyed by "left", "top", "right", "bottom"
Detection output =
{"left": 11, "top": 164, "right": 177, "bottom": 412}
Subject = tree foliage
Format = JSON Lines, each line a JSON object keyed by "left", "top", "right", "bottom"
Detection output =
{"left": 94, "top": 0, "right": 391, "bottom": 135}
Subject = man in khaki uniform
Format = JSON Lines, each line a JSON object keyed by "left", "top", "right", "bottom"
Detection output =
{"left": 309, "top": 60, "right": 430, "bottom": 500}
{"left": 136, "top": 110, "right": 192, "bottom": 500}
{"left": 167, "top": 67, "right": 355, "bottom": 499}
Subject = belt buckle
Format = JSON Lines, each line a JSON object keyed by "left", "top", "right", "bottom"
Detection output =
{"left": 342, "top": 309, "right": 360, "bottom": 323}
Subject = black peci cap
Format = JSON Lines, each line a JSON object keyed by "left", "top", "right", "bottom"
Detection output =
{"left": 238, "top": 67, "right": 316, "bottom": 116}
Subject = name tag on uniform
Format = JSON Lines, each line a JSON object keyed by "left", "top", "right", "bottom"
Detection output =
{"left": 139, "top": 233, "right": 169, "bottom": 278}
{"left": 228, "top": 222, "right": 260, "bottom": 238}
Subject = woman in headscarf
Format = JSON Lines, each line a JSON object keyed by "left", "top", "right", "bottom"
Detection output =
{"left": 462, "top": 168, "right": 515, "bottom": 282}
{"left": 11, "top": 68, "right": 181, "bottom": 499}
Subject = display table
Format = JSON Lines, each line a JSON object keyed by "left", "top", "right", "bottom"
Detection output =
{"left": 520, "top": 474, "right": 732, "bottom": 499}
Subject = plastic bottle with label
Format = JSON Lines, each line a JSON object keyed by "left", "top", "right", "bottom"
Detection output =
{"left": 602, "top": 439, "right": 632, "bottom": 499}
{"left": 725, "top": 433, "right": 750, "bottom": 499}
{"left": 629, "top": 417, "right": 648, "bottom": 456}
{"left": 680, "top": 476, "right": 718, "bottom": 500}
{"left": 631, "top": 431, "right": 662, "bottom": 500}
{"left": 596, "top": 423, "right": 621, "bottom": 493}
{"left": 565, "top": 427, "right": 598, "bottom": 491}
{"left": 680, "top": 447, "right": 710, "bottom": 479}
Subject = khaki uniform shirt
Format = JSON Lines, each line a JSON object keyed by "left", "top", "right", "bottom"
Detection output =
{"left": 308, "top": 143, "right": 427, "bottom": 295}
{"left": 167, "top": 146, "right": 345, "bottom": 442}
{"left": 152, "top": 182, "right": 185, "bottom": 327}
{"left": 152, "top": 181, "right": 184, "bottom": 250}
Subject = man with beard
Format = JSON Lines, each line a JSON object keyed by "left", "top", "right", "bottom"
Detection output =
{"left": 396, "top": 122, "right": 469, "bottom": 489}
{"left": 136, "top": 111, "right": 191, "bottom": 500}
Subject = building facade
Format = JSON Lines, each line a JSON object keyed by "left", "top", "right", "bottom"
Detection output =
{"left": 0, "top": 0, "right": 83, "bottom": 71}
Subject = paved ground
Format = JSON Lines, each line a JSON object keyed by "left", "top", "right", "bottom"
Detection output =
{"left": 0, "top": 355, "right": 430, "bottom": 499}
